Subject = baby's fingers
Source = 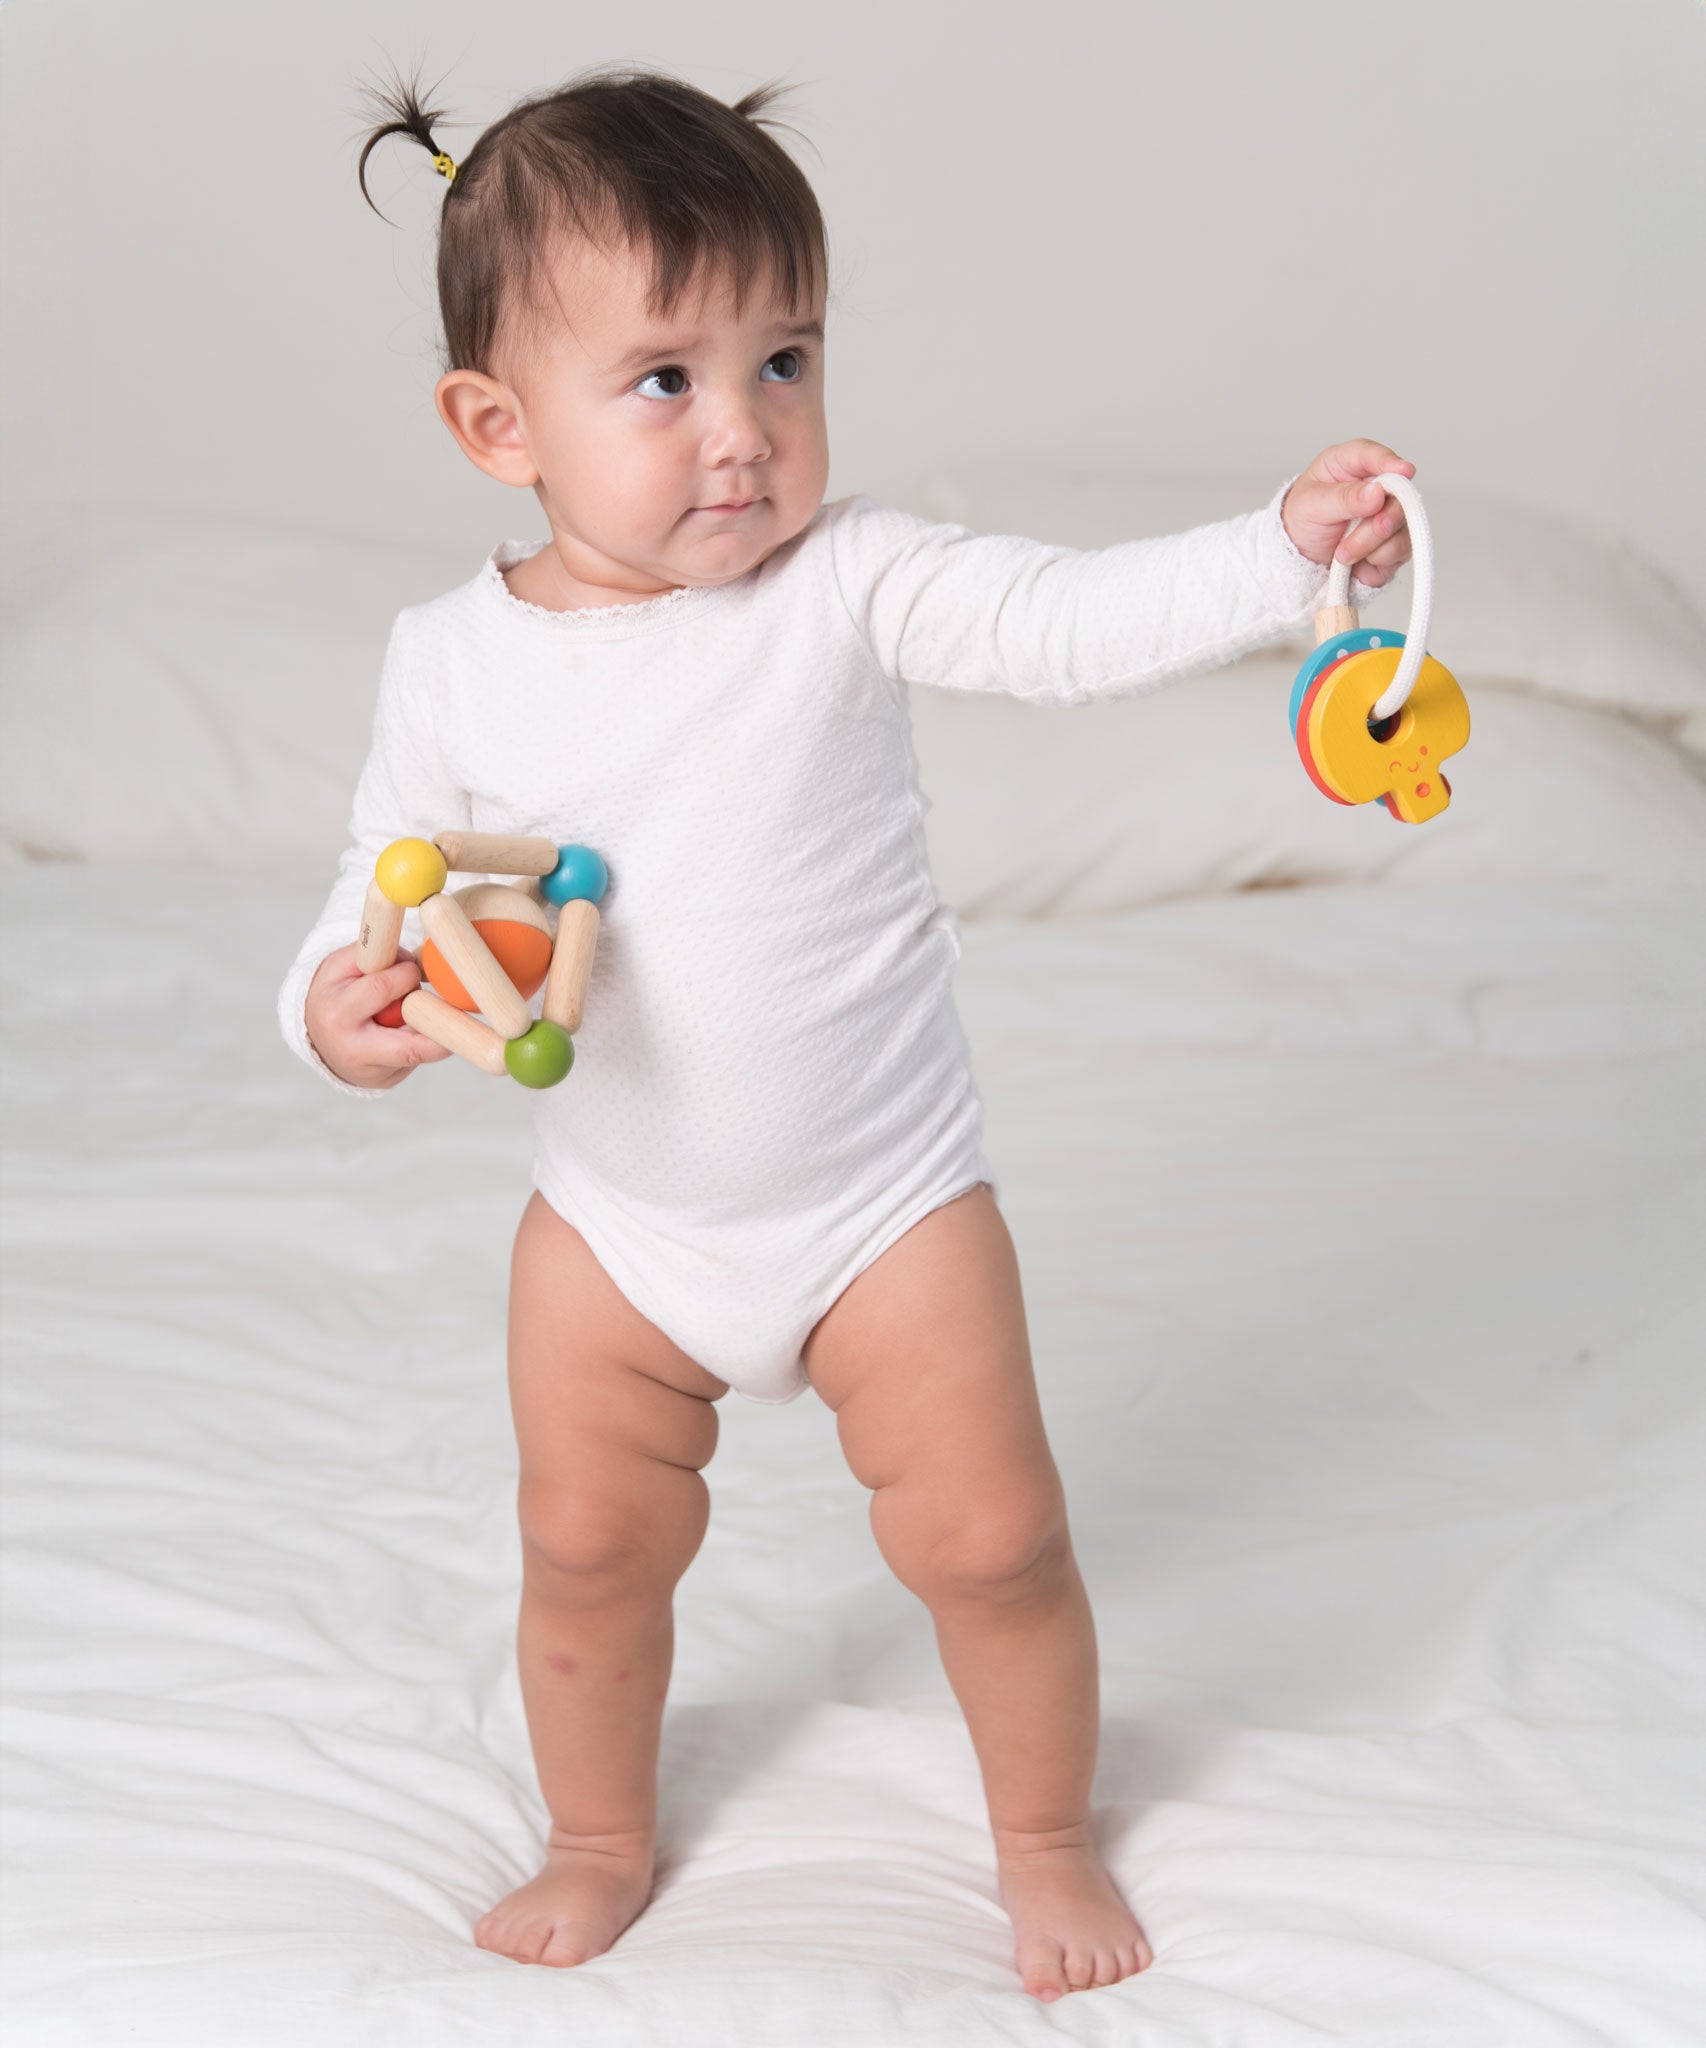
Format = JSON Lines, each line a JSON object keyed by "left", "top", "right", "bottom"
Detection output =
{"left": 1348, "top": 528, "right": 1413, "bottom": 588}
{"left": 340, "top": 957, "right": 448, "bottom": 1065}
{"left": 378, "top": 963, "right": 464, "bottom": 1066}
{"left": 1335, "top": 495, "right": 1409, "bottom": 567}
{"left": 349, "top": 954, "right": 426, "bottom": 1023}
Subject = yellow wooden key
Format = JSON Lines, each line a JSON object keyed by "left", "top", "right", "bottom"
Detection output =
{"left": 1305, "top": 644, "right": 1470, "bottom": 823}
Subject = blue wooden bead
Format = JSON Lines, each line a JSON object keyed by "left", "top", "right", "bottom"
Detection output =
{"left": 541, "top": 843, "right": 609, "bottom": 906}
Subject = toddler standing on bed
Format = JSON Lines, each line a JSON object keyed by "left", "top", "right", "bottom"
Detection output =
{"left": 277, "top": 61, "right": 1410, "bottom": 2003}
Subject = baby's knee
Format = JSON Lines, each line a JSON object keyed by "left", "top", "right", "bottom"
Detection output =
{"left": 875, "top": 1473, "right": 1070, "bottom": 1604}
{"left": 519, "top": 1465, "right": 710, "bottom": 1594}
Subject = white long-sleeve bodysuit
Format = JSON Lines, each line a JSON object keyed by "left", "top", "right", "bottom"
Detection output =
{"left": 277, "top": 478, "right": 1382, "bottom": 1403}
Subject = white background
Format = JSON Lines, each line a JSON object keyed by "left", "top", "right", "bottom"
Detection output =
{"left": 2, "top": 0, "right": 1701, "bottom": 598}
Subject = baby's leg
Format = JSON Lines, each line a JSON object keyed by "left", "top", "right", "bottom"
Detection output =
{"left": 476, "top": 1189, "right": 729, "bottom": 1968}
{"left": 802, "top": 1184, "right": 1151, "bottom": 2003}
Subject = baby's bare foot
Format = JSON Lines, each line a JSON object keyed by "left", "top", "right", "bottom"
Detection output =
{"left": 474, "top": 1826, "right": 657, "bottom": 1968}
{"left": 994, "top": 1825, "right": 1153, "bottom": 2001}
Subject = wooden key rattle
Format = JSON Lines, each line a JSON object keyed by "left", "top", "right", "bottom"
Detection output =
{"left": 356, "top": 831, "right": 609, "bottom": 1090}
{"left": 1287, "top": 473, "right": 1469, "bottom": 822}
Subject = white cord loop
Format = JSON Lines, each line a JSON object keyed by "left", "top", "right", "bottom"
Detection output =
{"left": 1326, "top": 473, "right": 1434, "bottom": 723}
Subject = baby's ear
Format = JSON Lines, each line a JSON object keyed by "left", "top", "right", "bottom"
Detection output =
{"left": 434, "top": 369, "right": 538, "bottom": 489}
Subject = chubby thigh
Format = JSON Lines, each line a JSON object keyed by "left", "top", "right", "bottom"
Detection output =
{"left": 507, "top": 1190, "right": 730, "bottom": 1576}
{"left": 802, "top": 1183, "right": 1071, "bottom": 1596}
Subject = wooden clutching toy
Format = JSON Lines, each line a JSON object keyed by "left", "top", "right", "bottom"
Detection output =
{"left": 1288, "top": 473, "right": 1469, "bottom": 823}
{"left": 355, "top": 832, "right": 609, "bottom": 1090}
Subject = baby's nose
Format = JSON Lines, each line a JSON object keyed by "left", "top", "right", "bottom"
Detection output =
{"left": 701, "top": 397, "right": 770, "bottom": 465}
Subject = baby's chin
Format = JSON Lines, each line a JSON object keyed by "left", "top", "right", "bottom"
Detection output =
{"left": 664, "top": 500, "right": 815, "bottom": 583}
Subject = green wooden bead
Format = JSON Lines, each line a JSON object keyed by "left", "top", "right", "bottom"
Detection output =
{"left": 504, "top": 1019, "right": 575, "bottom": 1090}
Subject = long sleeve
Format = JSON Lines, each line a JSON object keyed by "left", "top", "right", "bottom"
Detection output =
{"left": 275, "top": 609, "right": 472, "bottom": 1099}
{"left": 825, "top": 473, "right": 1396, "bottom": 707}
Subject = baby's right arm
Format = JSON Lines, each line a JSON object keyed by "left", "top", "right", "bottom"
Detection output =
{"left": 277, "top": 609, "right": 473, "bottom": 1099}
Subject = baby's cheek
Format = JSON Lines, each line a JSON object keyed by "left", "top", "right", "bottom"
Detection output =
{"left": 555, "top": 417, "right": 648, "bottom": 512}
{"left": 609, "top": 447, "right": 688, "bottom": 531}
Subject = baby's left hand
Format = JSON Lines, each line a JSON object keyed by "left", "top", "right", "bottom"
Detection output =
{"left": 1281, "top": 441, "right": 1416, "bottom": 589}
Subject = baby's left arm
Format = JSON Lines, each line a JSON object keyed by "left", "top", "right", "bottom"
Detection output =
{"left": 826, "top": 441, "right": 1412, "bottom": 707}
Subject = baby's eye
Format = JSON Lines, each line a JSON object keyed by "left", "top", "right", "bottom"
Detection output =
{"left": 761, "top": 348, "right": 805, "bottom": 383}
{"left": 635, "top": 365, "right": 689, "bottom": 401}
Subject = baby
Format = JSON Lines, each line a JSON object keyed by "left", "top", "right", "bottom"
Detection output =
{"left": 279, "top": 61, "right": 1411, "bottom": 2003}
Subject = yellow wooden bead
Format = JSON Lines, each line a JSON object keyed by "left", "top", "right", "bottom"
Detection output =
{"left": 375, "top": 836, "right": 449, "bottom": 907}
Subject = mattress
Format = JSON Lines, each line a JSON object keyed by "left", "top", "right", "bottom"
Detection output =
{"left": 4, "top": 855, "right": 1703, "bottom": 2045}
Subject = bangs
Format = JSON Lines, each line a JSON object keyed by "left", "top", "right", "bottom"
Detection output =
{"left": 504, "top": 170, "right": 822, "bottom": 369}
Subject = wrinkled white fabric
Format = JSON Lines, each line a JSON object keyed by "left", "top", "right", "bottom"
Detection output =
{"left": 13, "top": 857, "right": 1705, "bottom": 2046}
{"left": 276, "top": 477, "right": 1363, "bottom": 1400}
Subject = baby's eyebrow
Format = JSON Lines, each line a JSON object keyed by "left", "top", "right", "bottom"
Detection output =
{"left": 607, "top": 318, "right": 824, "bottom": 375}
{"left": 608, "top": 336, "right": 696, "bottom": 374}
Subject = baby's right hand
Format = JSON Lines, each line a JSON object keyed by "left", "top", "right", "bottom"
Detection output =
{"left": 305, "top": 944, "right": 453, "bottom": 1090}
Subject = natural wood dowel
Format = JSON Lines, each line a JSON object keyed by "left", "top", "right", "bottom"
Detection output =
{"left": 542, "top": 900, "right": 599, "bottom": 1035}
{"left": 399, "top": 987, "right": 509, "bottom": 1077}
{"left": 433, "top": 831, "right": 559, "bottom": 878}
{"left": 356, "top": 877, "right": 405, "bottom": 972}
{"left": 418, "top": 892, "right": 533, "bottom": 1039}
{"left": 1314, "top": 604, "right": 1358, "bottom": 646}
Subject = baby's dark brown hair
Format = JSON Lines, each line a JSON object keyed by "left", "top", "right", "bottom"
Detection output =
{"left": 354, "top": 59, "right": 830, "bottom": 380}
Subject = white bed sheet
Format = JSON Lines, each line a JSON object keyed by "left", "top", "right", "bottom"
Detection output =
{"left": 3, "top": 858, "right": 1703, "bottom": 2045}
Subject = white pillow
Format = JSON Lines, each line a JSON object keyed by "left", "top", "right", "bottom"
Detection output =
{"left": 910, "top": 663, "right": 1706, "bottom": 916}
{"left": 0, "top": 506, "right": 466, "bottom": 882}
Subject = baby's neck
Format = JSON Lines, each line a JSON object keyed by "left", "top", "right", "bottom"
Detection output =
{"left": 503, "top": 546, "right": 681, "bottom": 615}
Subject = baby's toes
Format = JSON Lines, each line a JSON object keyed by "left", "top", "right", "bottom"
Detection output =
{"left": 1061, "top": 1941, "right": 1099, "bottom": 1992}
{"left": 1017, "top": 1933, "right": 1068, "bottom": 2001}
{"left": 476, "top": 1908, "right": 544, "bottom": 1965}
{"left": 538, "top": 1921, "right": 599, "bottom": 1969}
{"left": 1090, "top": 1946, "right": 1125, "bottom": 1988}
{"left": 1128, "top": 1932, "right": 1154, "bottom": 1973}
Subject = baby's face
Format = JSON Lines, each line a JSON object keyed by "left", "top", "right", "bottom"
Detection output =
{"left": 442, "top": 231, "right": 829, "bottom": 600}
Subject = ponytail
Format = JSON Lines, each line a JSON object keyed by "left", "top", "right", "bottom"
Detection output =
{"left": 356, "top": 63, "right": 460, "bottom": 225}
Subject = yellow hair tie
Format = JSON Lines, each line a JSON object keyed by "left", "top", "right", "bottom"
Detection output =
{"left": 431, "top": 150, "right": 458, "bottom": 186}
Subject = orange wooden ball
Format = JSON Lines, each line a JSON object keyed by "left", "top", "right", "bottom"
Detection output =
{"left": 421, "top": 919, "right": 554, "bottom": 1012}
